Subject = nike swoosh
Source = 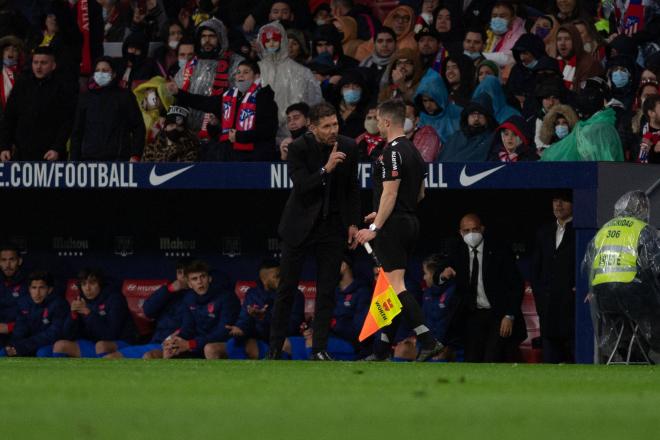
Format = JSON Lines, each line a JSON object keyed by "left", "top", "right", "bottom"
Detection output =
{"left": 149, "top": 165, "right": 195, "bottom": 186}
{"left": 459, "top": 165, "right": 506, "bottom": 187}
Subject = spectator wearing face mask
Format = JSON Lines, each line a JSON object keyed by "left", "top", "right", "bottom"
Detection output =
{"left": 506, "top": 34, "right": 548, "bottom": 110}
{"left": 70, "top": 57, "right": 145, "bottom": 162}
{"left": 116, "top": 31, "right": 162, "bottom": 90}
{"left": 483, "top": 2, "right": 526, "bottom": 69}
{"left": 405, "top": 101, "right": 441, "bottom": 163}
{"left": 539, "top": 104, "right": 579, "bottom": 150}
{"left": 488, "top": 115, "right": 538, "bottom": 162}
{"left": 311, "top": 24, "right": 359, "bottom": 73}
{"left": 530, "top": 15, "right": 559, "bottom": 59}
{"left": 170, "top": 37, "right": 195, "bottom": 78}
{"left": 439, "top": 93, "right": 496, "bottom": 162}
{"left": 142, "top": 106, "right": 198, "bottom": 162}
{"left": 356, "top": 104, "right": 386, "bottom": 161}
{"left": 98, "top": 0, "right": 129, "bottom": 42}
{"left": 607, "top": 55, "right": 639, "bottom": 112}
{"left": 335, "top": 70, "right": 369, "bottom": 139}
{"left": 169, "top": 60, "right": 279, "bottom": 161}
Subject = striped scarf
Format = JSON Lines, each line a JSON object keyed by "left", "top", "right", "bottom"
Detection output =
{"left": 220, "top": 80, "right": 261, "bottom": 151}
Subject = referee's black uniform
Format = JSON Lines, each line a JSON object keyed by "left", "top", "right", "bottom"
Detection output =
{"left": 371, "top": 135, "right": 442, "bottom": 359}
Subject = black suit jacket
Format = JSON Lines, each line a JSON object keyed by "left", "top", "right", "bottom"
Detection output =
{"left": 447, "top": 237, "right": 527, "bottom": 344}
{"left": 278, "top": 133, "right": 361, "bottom": 247}
{"left": 531, "top": 221, "right": 575, "bottom": 340}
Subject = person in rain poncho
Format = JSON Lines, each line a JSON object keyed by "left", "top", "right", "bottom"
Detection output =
{"left": 413, "top": 69, "right": 461, "bottom": 144}
{"left": 133, "top": 76, "right": 174, "bottom": 145}
{"left": 471, "top": 75, "right": 520, "bottom": 124}
{"left": 256, "top": 21, "right": 323, "bottom": 131}
{"left": 174, "top": 18, "right": 244, "bottom": 138}
{"left": 439, "top": 93, "right": 496, "bottom": 162}
{"left": 582, "top": 191, "right": 660, "bottom": 363}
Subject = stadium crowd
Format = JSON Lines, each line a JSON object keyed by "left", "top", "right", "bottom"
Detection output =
{"left": 0, "top": 0, "right": 658, "bottom": 362}
{"left": 0, "top": 0, "right": 658, "bottom": 162}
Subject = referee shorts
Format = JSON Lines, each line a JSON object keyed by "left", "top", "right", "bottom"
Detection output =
{"left": 373, "top": 214, "right": 419, "bottom": 272}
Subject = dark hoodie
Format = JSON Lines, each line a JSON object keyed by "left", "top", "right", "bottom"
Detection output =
{"left": 311, "top": 24, "right": 359, "bottom": 73}
{"left": 439, "top": 93, "right": 496, "bottom": 162}
{"left": 488, "top": 115, "right": 538, "bottom": 162}
{"left": 116, "top": 31, "right": 162, "bottom": 90}
{"left": 607, "top": 55, "right": 639, "bottom": 110}
{"left": 606, "top": 35, "right": 639, "bottom": 64}
{"left": 335, "top": 69, "right": 370, "bottom": 139}
{"left": 507, "top": 33, "right": 547, "bottom": 101}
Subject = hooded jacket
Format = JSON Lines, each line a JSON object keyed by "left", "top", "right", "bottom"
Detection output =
{"left": 442, "top": 54, "right": 475, "bottom": 108}
{"left": 472, "top": 75, "right": 521, "bottom": 124}
{"left": 488, "top": 115, "right": 538, "bottom": 161}
{"left": 334, "top": 16, "right": 363, "bottom": 59}
{"left": 439, "top": 93, "right": 496, "bottom": 162}
{"left": 556, "top": 24, "right": 604, "bottom": 91}
{"left": 116, "top": 31, "right": 162, "bottom": 90}
{"left": 379, "top": 47, "right": 424, "bottom": 103}
{"left": 413, "top": 69, "right": 462, "bottom": 144}
{"left": 257, "top": 21, "right": 322, "bottom": 127}
{"left": 354, "top": 5, "right": 416, "bottom": 61}
{"left": 174, "top": 18, "right": 244, "bottom": 133}
{"left": 539, "top": 104, "right": 579, "bottom": 145}
{"left": 311, "top": 24, "right": 358, "bottom": 72}
{"left": 507, "top": 33, "right": 547, "bottom": 99}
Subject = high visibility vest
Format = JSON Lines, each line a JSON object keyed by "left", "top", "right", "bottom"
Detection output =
{"left": 591, "top": 216, "right": 646, "bottom": 286}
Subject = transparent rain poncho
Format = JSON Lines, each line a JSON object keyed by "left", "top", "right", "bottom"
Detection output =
{"left": 174, "top": 18, "right": 244, "bottom": 133}
{"left": 582, "top": 191, "right": 660, "bottom": 362}
{"left": 256, "top": 21, "right": 323, "bottom": 128}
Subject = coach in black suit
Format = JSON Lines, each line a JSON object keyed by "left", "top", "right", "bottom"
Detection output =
{"left": 269, "top": 102, "right": 361, "bottom": 360}
{"left": 531, "top": 193, "right": 575, "bottom": 363}
{"left": 439, "top": 214, "right": 526, "bottom": 362}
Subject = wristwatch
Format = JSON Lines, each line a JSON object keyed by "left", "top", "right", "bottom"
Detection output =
{"left": 368, "top": 223, "right": 380, "bottom": 233}
{"left": 505, "top": 315, "right": 515, "bottom": 320}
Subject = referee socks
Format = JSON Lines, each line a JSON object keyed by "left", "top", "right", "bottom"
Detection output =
{"left": 398, "top": 290, "right": 436, "bottom": 349}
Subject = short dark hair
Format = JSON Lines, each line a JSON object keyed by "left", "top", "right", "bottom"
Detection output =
{"left": 238, "top": 59, "right": 260, "bottom": 75}
{"left": 643, "top": 94, "right": 660, "bottom": 116}
{"left": 33, "top": 45, "right": 56, "bottom": 59}
{"left": 492, "top": 1, "right": 516, "bottom": 16}
{"left": 465, "top": 27, "right": 487, "bottom": 43}
{"left": 334, "top": 0, "right": 354, "bottom": 8}
{"left": 375, "top": 26, "right": 396, "bottom": 42}
{"left": 177, "top": 37, "right": 195, "bottom": 53}
{"left": 259, "top": 258, "right": 280, "bottom": 271}
{"left": 184, "top": 260, "right": 210, "bottom": 276}
{"left": 78, "top": 267, "right": 105, "bottom": 285}
{"left": 93, "top": 56, "right": 115, "bottom": 72}
{"left": 309, "top": 102, "right": 337, "bottom": 124}
{"left": 423, "top": 254, "right": 448, "bottom": 274}
{"left": 378, "top": 99, "right": 406, "bottom": 126}
{"left": 28, "top": 270, "right": 54, "bottom": 287}
{"left": 0, "top": 243, "right": 20, "bottom": 255}
{"left": 286, "top": 102, "right": 310, "bottom": 117}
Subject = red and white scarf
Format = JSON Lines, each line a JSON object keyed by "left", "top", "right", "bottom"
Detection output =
{"left": 498, "top": 148, "right": 519, "bottom": 162}
{"left": 1, "top": 66, "right": 16, "bottom": 108}
{"left": 558, "top": 55, "right": 577, "bottom": 90}
{"left": 220, "top": 80, "right": 261, "bottom": 151}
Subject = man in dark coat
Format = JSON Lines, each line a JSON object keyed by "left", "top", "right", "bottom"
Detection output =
{"left": 532, "top": 192, "right": 575, "bottom": 363}
{"left": 270, "top": 102, "right": 360, "bottom": 361}
{"left": 0, "top": 46, "right": 77, "bottom": 161}
{"left": 439, "top": 213, "right": 526, "bottom": 362}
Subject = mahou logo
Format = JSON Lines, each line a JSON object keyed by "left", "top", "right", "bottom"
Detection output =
{"left": 53, "top": 236, "right": 89, "bottom": 257}
{"left": 159, "top": 237, "right": 196, "bottom": 257}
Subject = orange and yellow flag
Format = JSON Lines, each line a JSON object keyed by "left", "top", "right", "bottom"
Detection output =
{"left": 358, "top": 268, "right": 403, "bottom": 342}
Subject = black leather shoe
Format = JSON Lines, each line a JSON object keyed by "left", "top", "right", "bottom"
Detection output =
{"left": 359, "top": 352, "right": 391, "bottom": 362}
{"left": 310, "top": 350, "right": 334, "bottom": 361}
{"left": 416, "top": 341, "right": 444, "bottom": 362}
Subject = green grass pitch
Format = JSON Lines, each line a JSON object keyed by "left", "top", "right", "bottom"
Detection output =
{"left": 0, "top": 359, "right": 658, "bottom": 440}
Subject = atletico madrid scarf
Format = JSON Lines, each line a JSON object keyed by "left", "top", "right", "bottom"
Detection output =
{"left": 1, "top": 66, "right": 16, "bottom": 108}
{"left": 363, "top": 133, "right": 384, "bottom": 156}
{"left": 220, "top": 80, "right": 261, "bottom": 151}
{"left": 77, "top": 0, "right": 92, "bottom": 75}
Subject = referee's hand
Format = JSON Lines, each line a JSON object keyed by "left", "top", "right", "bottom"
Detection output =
{"left": 324, "top": 143, "right": 346, "bottom": 172}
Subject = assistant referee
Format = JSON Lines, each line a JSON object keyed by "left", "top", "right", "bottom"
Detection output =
{"left": 356, "top": 99, "right": 443, "bottom": 361}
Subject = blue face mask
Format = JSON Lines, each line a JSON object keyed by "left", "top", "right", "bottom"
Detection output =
{"left": 93, "top": 71, "right": 112, "bottom": 87}
{"left": 611, "top": 70, "right": 630, "bottom": 88}
{"left": 464, "top": 50, "right": 481, "bottom": 60}
{"left": 265, "top": 47, "right": 279, "bottom": 55}
{"left": 524, "top": 59, "right": 538, "bottom": 70}
{"left": 490, "top": 17, "right": 509, "bottom": 35}
{"left": 3, "top": 58, "right": 16, "bottom": 67}
{"left": 178, "top": 58, "right": 188, "bottom": 70}
{"left": 343, "top": 89, "right": 361, "bottom": 104}
{"left": 535, "top": 27, "right": 550, "bottom": 40}
{"left": 555, "top": 124, "right": 569, "bottom": 139}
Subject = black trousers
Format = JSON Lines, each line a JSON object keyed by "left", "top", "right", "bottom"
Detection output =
{"left": 464, "top": 309, "right": 518, "bottom": 363}
{"left": 270, "top": 214, "right": 345, "bottom": 353}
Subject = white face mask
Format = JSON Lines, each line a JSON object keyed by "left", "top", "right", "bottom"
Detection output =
{"left": 463, "top": 231, "right": 483, "bottom": 248}
{"left": 168, "top": 40, "right": 179, "bottom": 50}
{"left": 420, "top": 12, "right": 433, "bottom": 25}
{"left": 404, "top": 117, "right": 414, "bottom": 133}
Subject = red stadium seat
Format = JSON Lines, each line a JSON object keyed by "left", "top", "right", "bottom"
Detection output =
{"left": 298, "top": 281, "right": 317, "bottom": 320}
{"left": 65, "top": 279, "right": 80, "bottom": 304}
{"left": 234, "top": 281, "right": 257, "bottom": 304}
{"left": 122, "top": 280, "right": 168, "bottom": 336}
{"left": 520, "top": 282, "right": 542, "bottom": 363}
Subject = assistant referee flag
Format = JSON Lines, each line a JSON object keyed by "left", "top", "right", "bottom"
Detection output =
{"left": 358, "top": 268, "right": 402, "bottom": 342}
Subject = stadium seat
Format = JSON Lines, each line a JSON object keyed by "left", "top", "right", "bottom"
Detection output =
{"left": 122, "top": 280, "right": 168, "bottom": 337}
{"left": 520, "top": 283, "right": 542, "bottom": 364}
{"left": 234, "top": 281, "right": 257, "bottom": 304}
{"left": 298, "top": 281, "right": 317, "bottom": 320}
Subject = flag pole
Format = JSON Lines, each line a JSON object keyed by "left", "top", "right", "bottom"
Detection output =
{"left": 363, "top": 242, "right": 381, "bottom": 268}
